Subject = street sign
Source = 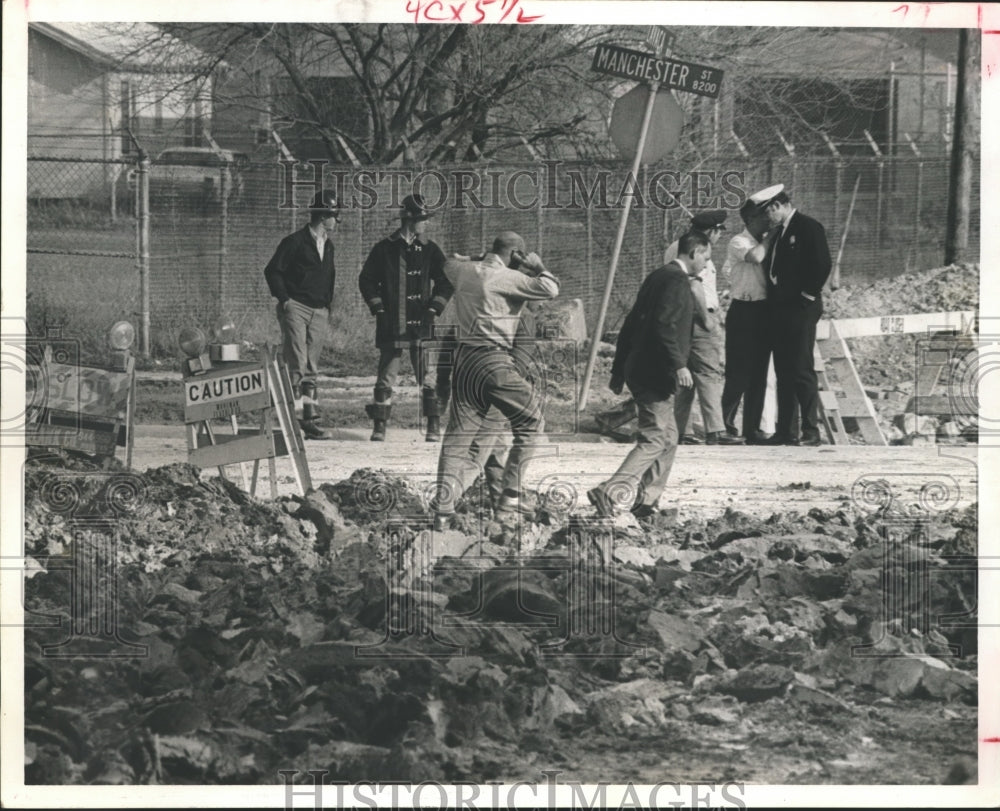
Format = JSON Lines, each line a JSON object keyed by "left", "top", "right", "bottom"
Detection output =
{"left": 610, "top": 84, "right": 683, "bottom": 163}
{"left": 591, "top": 43, "right": 724, "bottom": 99}
{"left": 645, "top": 26, "right": 674, "bottom": 57}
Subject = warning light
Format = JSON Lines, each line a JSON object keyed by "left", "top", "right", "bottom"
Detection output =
{"left": 178, "top": 326, "right": 212, "bottom": 375}
{"left": 108, "top": 321, "right": 136, "bottom": 351}
{"left": 209, "top": 316, "right": 240, "bottom": 362}
{"left": 179, "top": 326, "right": 207, "bottom": 358}
{"left": 211, "top": 318, "right": 237, "bottom": 344}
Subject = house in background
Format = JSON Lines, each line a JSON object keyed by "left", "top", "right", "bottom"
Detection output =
{"left": 28, "top": 22, "right": 216, "bottom": 199}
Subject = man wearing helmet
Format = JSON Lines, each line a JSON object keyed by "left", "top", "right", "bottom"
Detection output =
{"left": 359, "top": 194, "right": 454, "bottom": 442}
{"left": 264, "top": 189, "right": 340, "bottom": 440}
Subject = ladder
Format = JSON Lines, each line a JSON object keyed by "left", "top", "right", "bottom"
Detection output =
{"left": 814, "top": 321, "right": 887, "bottom": 445}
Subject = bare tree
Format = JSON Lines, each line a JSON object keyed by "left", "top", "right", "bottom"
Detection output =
{"left": 143, "top": 23, "right": 621, "bottom": 164}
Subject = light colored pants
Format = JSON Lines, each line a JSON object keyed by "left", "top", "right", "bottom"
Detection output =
{"left": 675, "top": 316, "right": 725, "bottom": 436}
{"left": 601, "top": 386, "right": 679, "bottom": 510}
{"left": 277, "top": 299, "right": 329, "bottom": 389}
{"left": 434, "top": 346, "right": 543, "bottom": 515}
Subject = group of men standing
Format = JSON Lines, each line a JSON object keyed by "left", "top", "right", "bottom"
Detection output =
{"left": 265, "top": 190, "right": 454, "bottom": 443}
{"left": 587, "top": 183, "right": 832, "bottom": 518}
{"left": 263, "top": 181, "right": 831, "bottom": 526}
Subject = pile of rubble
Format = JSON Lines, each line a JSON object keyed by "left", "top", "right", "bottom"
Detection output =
{"left": 24, "top": 461, "right": 977, "bottom": 784}
{"left": 824, "top": 263, "right": 979, "bottom": 444}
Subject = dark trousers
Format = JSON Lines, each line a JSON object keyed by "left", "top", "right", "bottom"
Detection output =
{"left": 721, "top": 299, "right": 771, "bottom": 436}
{"left": 770, "top": 298, "right": 822, "bottom": 439}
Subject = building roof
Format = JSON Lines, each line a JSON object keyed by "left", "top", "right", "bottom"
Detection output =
{"left": 30, "top": 22, "right": 214, "bottom": 73}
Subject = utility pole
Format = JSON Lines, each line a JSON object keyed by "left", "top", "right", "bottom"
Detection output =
{"left": 944, "top": 29, "right": 980, "bottom": 265}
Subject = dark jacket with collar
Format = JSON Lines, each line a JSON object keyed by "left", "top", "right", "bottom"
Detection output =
{"left": 764, "top": 211, "right": 832, "bottom": 305}
{"left": 264, "top": 225, "right": 336, "bottom": 309}
{"left": 611, "top": 261, "right": 693, "bottom": 398}
{"left": 359, "top": 231, "right": 452, "bottom": 348}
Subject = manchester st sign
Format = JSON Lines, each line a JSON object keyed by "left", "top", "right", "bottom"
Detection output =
{"left": 591, "top": 43, "right": 724, "bottom": 99}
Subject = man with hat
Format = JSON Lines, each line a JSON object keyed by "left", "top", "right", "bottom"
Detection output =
{"left": 359, "top": 194, "right": 454, "bottom": 442}
{"left": 754, "top": 184, "right": 832, "bottom": 446}
{"left": 264, "top": 189, "right": 340, "bottom": 439}
{"left": 664, "top": 210, "right": 742, "bottom": 446}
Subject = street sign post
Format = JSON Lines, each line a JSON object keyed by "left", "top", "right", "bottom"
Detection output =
{"left": 579, "top": 36, "right": 724, "bottom": 411}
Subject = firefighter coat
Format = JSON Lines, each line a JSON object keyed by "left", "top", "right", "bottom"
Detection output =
{"left": 359, "top": 231, "right": 453, "bottom": 349}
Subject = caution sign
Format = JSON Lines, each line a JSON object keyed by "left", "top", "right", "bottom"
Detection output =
{"left": 183, "top": 347, "right": 311, "bottom": 497}
{"left": 183, "top": 364, "right": 271, "bottom": 422}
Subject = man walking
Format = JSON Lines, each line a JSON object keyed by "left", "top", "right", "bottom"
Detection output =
{"left": 665, "top": 211, "right": 741, "bottom": 445}
{"left": 359, "top": 194, "right": 454, "bottom": 442}
{"left": 431, "top": 232, "right": 559, "bottom": 530}
{"left": 264, "top": 189, "right": 339, "bottom": 440}
{"left": 720, "top": 198, "right": 775, "bottom": 443}
{"left": 758, "top": 184, "right": 832, "bottom": 446}
{"left": 587, "top": 231, "right": 704, "bottom": 519}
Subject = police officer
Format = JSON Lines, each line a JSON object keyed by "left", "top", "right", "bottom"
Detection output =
{"left": 359, "top": 194, "right": 454, "bottom": 442}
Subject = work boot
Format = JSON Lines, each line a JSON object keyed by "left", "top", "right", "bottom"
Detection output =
{"left": 300, "top": 381, "right": 328, "bottom": 439}
{"left": 425, "top": 416, "right": 441, "bottom": 442}
{"left": 495, "top": 490, "right": 538, "bottom": 518}
{"left": 365, "top": 402, "right": 391, "bottom": 442}
{"left": 587, "top": 486, "right": 616, "bottom": 518}
{"left": 300, "top": 420, "right": 328, "bottom": 440}
{"left": 422, "top": 389, "right": 442, "bottom": 442}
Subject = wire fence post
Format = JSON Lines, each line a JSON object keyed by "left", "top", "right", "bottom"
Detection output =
{"left": 137, "top": 151, "right": 151, "bottom": 356}
{"left": 219, "top": 162, "right": 230, "bottom": 320}
{"left": 585, "top": 172, "right": 593, "bottom": 306}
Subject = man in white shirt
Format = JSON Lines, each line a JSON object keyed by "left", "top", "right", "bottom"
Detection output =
{"left": 431, "top": 232, "right": 559, "bottom": 529}
{"left": 720, "top": 198, "right": 776, "bottom": 443}
{"left": 664, "top": 210, "right": 742, "bottom": 445}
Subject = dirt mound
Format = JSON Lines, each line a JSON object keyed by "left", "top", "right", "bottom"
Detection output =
{"left": 824, "top": 263, "right": 978, "bottom": 320}
{"left": 23, "top": 460, "right": 977, "bottom": 785}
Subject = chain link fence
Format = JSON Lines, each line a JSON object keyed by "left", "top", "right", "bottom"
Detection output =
{"left": 26, "top": 156, "right": 139, "bottom": 359}
{"left": 26, "top": 151, "right": 978, "bottom": 366}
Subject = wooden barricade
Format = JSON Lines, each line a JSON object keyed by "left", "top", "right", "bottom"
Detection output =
{"left": 183, "top": 345, "right": 311, "bottom": 497}
{"left": 813, "top": 310, "right": 976, "bottom": 445}
{"left": 26, "top": 343, "right": 136, "bottom": 468}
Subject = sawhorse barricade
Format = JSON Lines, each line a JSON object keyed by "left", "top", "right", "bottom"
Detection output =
{"left": 183, "top": 345, "right": 311, "bottom": 497}
{"left": 25, "top": 326, "right": 136, "bottom": 469}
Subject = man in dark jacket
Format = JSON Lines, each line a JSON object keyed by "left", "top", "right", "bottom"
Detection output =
{"left": 758, "top": 185, "right": 832, "bottom": 446}
{"left": 359, "top": 194, "right": 454, "bottom": 442}
{"left": 264, "top": 189, "right": 339, "bottom": 439}
{"left": 587, "top": 231, "right": 705, "bottom": 519}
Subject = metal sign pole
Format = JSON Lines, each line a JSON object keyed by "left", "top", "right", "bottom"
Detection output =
{"left": 578, "top": 80, "right": 661, "bottom": 411}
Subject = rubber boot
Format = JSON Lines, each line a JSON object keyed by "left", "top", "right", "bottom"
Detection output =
{"left": 299, "top": 381, "right": 328, "bottom": 439}
{"left": 422, "top": 389, "right": 442, "bottom": 442}
{"left": 365, "top": 402, "right": 391, "bottom": 442}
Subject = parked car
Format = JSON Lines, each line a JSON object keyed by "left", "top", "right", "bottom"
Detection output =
{"left": 147, "top": 147, "right": 247, "bottom": 202}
